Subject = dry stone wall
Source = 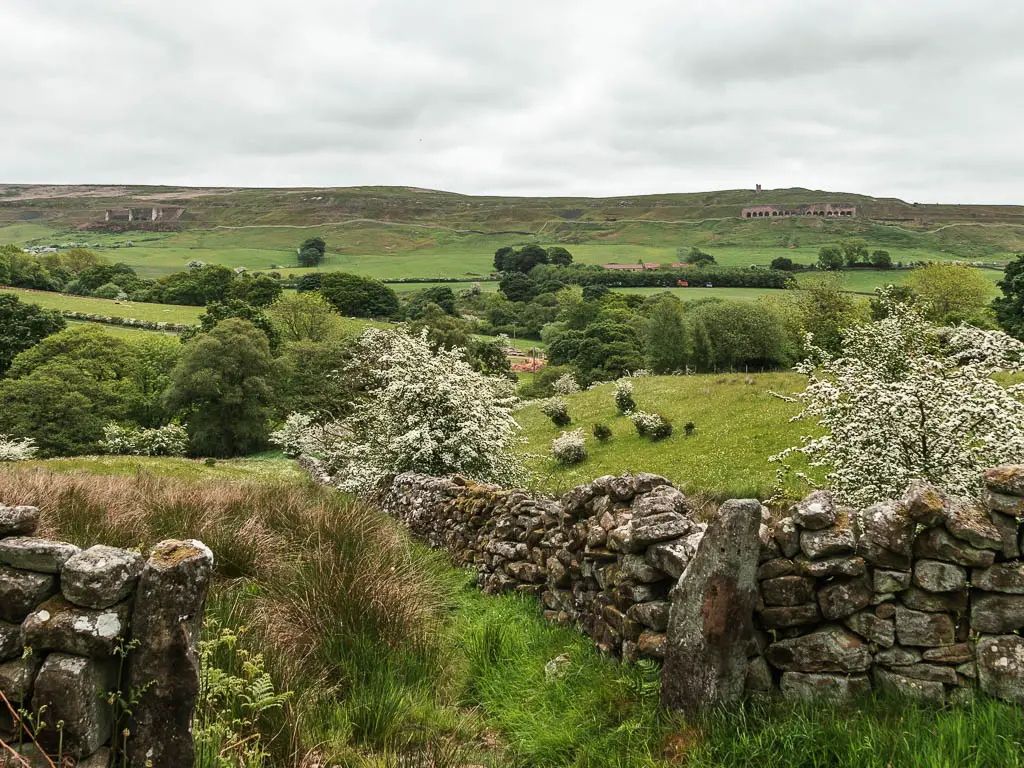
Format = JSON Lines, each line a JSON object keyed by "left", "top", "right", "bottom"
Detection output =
{"left": 0, "top": 504, "right": 212, "bottom": 767}
{"left": 371, "top": 464, "right": 1024, "bottom": 711}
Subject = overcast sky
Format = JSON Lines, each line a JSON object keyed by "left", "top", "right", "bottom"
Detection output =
{"left": 2, "top": 0, "right": 1022, "bottom": 202}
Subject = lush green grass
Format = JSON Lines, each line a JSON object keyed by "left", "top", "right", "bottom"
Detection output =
{"left": 686, "top": 695, "right": 1024, "bottom": 768}
{"left": 611, "top": 286, "right": 786, "bottom": 302}
{"left": 11, "top": 453, "right": 304, "bottom": 483}
{"left": 517, "top": 373, "right": 817, "bottom": 500}
{"left": 0, "top": 286, "right": 204, "bottom": 323}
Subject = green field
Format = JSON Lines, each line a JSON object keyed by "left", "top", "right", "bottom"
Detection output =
{"left": 0, "top": 286, "right": 204, "bottom": 323}
{"left": 517, "top": 373, "right": 816, "bottom": 500}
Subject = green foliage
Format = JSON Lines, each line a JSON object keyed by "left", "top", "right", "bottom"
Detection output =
{"left": 495, "top": 244, "right": 550, "bottom": 273}
{"left": 404, "top": 285, "right": 458, "bottom": 319}
{"left": 0, "top": 293, "right": 66, "bottom": 376}
{"left": 267, "top": 291, "right": 343, "bottom": 343}
{"left": 817, "top": 245, "right": 844, "bottom": 271}
{"left": 592, "top": 423, "right": 612, "bottom": 441}
{"left": 319, "top": 272, "right": 399, "bottom": 318}
{"left": 229, "top": 273, "right": 283, "bottom": 307}
{"left": 165, "top": 319, "right": 280, "bottom": 457}
{"left": 791, "top": 275, "right": 867, "bottom": 356}
{"left": 907, "top": 262, "right": 994, "bottom": 324}
{"left": 297, "top": 236, "right": 327, "bottom": 268}
{"left": 547, "top": 246, "right": 574, "bottom": 266}
{"left": 689, "top": 247, "right": 716, "bottom": 267}
{"left": 770, "top": 256, "right": 795, "bottom": 271}
{"left": 182, "top": 300, "right": 281, "bottom": 351}
{"left": 841, "top": 238, "right": 868, "bottom": 266}
{"left": 499, "top": 272, "right": 540, "bottom": 303}
{"left": 148, "top": 263, "right": 237, "bottom": 306}
{"left": 995, "top": 253, "right": 1024, "bottom": 339}
{"left": 645, "top": 297, "right": 689, "bottom": 374}
{"left": 540, "top": 398, "right": 571, "bottom": 427}
{"left": 689, "top": 301, "right": 793, "bottom": 371}
{"left": 870, "top": 249, "right": 892, "bottom": 268}
{"left": 92, "top": 281, "right": 126, "bottom": 299}
{"left": 278, "top": 339, "right": 357, "bottom": 420}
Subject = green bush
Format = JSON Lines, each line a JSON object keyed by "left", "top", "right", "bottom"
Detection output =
{"left": 592, "top": 423, "right": 612, "bottom": 441}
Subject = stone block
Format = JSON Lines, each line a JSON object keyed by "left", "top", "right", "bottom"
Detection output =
{"left": 800, "top": 520, "right": 855, "bottom": 560}
{"left": 817, "top": 576, "right": 872, "bottom": 620}
{"left": 913, "top": 527, "right": 995, "bottom": 567}
{"left": 0, "top": 566, "right": 56, "bottom": 622}
{"left": 61, "top": 544, "right": 145, "bottom": 609}
{"left": 799, "top": 555, "right": 866, "bottom": 579}
{"left": 745, "top": 656, "right": 773, "bottom": 692}
{"left": 875, "top": 645, "right": 921, "bottom": 667}
{"left": 973, "top": 562, "right": 1024, "bottom": 594}
{"left": 773, "top": 516, "right": 800, "bottom": 558}
{"left": 971, "top": 593, "right": 1024, "bottom": 634}
{"left": 644, "top": 532, "right": 702, "bottom": 580}
{"left": 945, "top": 497, "right": 1003, "bottom": 550}
{"left": 874, "top": 569, "right": 911, "bottom": 593}
{"left": 620, "top": 554, "right": 666, "bottom": 583}
{"left": 0, "top": 537, "right": 80, "bottom": 573}
{"left": 921, "top": 643, "right": 974, "bottom": 664}
{"left": 780, "top": 671, "right": 871, "bottom": 702}
{"left": 0, "top": 655, "right": 44, "bottom": 705}
{"left": 901, "top": 586, "right": 968, "bottom": 613}
{"left": 913, "top": 560, "right": 967, "bottom": 593}
{"left": 872, "top": 667, "right": 945, "bottom": 703}
{"left": 638, "top": 632, "right": 666, "bottom": 658}
{"left": 988, "top": 510, "right": 1019, "bottom": 560}
{"left": 0, "top": 506, "right": 39, "bottom": 538}
{"left": 765, "top": 626, "right": 871, "bottom": 673}
{"left": 757, "top": 558, "right": 796, "bottom": 580}
{"left": 759, "top": 603, "right": 821, "bottom": 629}
{"left": 0, "top": 622, "right": 20, "bottom": 662}
{"left": 856, "top": 502, "right": 915, "bottom": 568}
{"left": 631, "top": 484, "right": 686, "bottom": 518}
{"left": 983, "top": 488, "right": 1024, "bottom": 516}
{"left": 33, "top": 653, "right": 117, "bottom": 759}
{"left": 889, "top": 663, "right": 958, "bottom": 684}
{"left": 761, "top": 576, "right": 815, "bottom": 607}
{"left": 791, "top": 491, "right": 836, "bottom": 530}
{"left": 629, "top": 512, "right": 692, "bottom": 551}
{"left": 626, "top": 601, "right": 669, "bottom": 631}
{"left": 903, "top": 481, "right": 948, "bottom": 526}
{"left": 895, "top": 607, "right": 955, "bottom": 646}
{"left": 759, "top": 523, "right": 781, "bottom": 561}
{"left": 983, "top": 465, "right": 1024, "bottom": 497}
{"left": 844, "top": 610, "right": 895, "bottom": 647}
{"left": 23, "top": 595, "right": 131, "bottom": 658}
{"left": 977, "top": 635, "right": 1024, "bottom": 703}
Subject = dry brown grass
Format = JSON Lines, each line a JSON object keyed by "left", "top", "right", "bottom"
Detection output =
{"left": 0, "top": 468, "right": 456, "bottom": 762}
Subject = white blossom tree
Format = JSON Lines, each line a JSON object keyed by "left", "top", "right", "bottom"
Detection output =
{"left": 0, "top": 435, "right": 37, "bottom": 462}
{"left": 273, "top": 328, "right": 526, "bottom": 492}
{"left": 773, "top": 293, "right": 1024, "bottom": 504}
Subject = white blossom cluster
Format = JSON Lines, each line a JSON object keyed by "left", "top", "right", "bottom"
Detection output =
{"left": 276, "top": 328, "right": 526, "bottom": 493}
{"left": 0, "top": 435, "right": 38, "bottom": 462}
{"left": 551, "top": 429, "right": 587, "bottom": 466}
{"left": 630, "top": 411, "right": 673, "bottom": 440}
{"left": 552, "top": 373, "right": 581, "bottom": 395}
{"left": 773, "top": 294, "right": 1024, "bottom": 504}
{"left": 614, "top": 380, "right": 636, "bottom": 414}
{"left": 100, "top": 423, "right": 189, "bottom": 457}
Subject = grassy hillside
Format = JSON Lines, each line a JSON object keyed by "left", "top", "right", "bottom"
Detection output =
{"left": 517, "top": 373, "right": 818, "bottom": 501}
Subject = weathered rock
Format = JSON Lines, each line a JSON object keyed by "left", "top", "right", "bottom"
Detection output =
{"left": 758, "top": 523, "right": 781, "bottom": 561}
{"left": 645, "top": 531, "right": 702, "bottom": 580}
{"left": 662, "top": 499, "right": 760, "bottom": 716}
{"left": 875, "top": 645, "right": 922, "bottom": 667}
{"left": 799, "top": 555, "right": 866, "bottom": 579}
{"left": 913, "top": 560, "right": 967, "bottom": 593}
{"left": 22, "top": 595, "right": 131, "bottom": 657}
{"left": 0, "top": 566, "right": 56, "bottom": 622}
{"left": 631, "top": 484, "right": 686, "bottom": 517}
{"left": 800, "top": 519, "right": 855, "bottom": 559}
{"left": 913, "top": 527, "right": 995, "bottom": 568}
{"left": 745, "top": 656, "right": 773, "bottom": 692}
{"left": 844, "top": 610, "right": 895, "bottom": 647}
{"left": 546, "top": 557, "right": 570, "bottom": 588}
{"left": 628, "top": 512, "right": 692, "bottom": 551}
{"left": 983, "top": 488, "right": 1024, "bottom": 516}
{"left": 817, "top": 576, "right": 872, "bottom": 620}
{"left": 619, "top": 582, "right": 660, "bottom": 603}
{"left": 759, "top": 603, "right": 821, "bottom": 629}
{"left": 976, "top": 635, "right": 1024, "bottom": 703}
{"left": 945, "top": 497, "right": 1003, "bottom": 551}
{"left": 903, "top": 481, "right": 948, "bottom": 526}
{"left": 561, "top": 483, "right": 597, "bottom": 517}
{"left": 0, "top": 505, "right": 39, "bottom": 538}
{"left": 33, "top": 653, "right": 117, "bottom": 759}
{"left": 901, "top": 586, "right": 968, "bottom": 613}
{"left": 973, "top": 562, "right": 1024, "bottom": 594}
{"left": 889, "top": 663, "right": 958, "bottom": 684}
{"left": 506, "top": 561, "right": 543, "bottom": 583}
{"left": 773, "top": 516, "right": 801, "bottom": 558}
{"left": 895, "top": 607, "right": 955, "bottom": 646}
{"left": 791, "top": 491, "right": 836, "bottom": 530}
{"left": 956, "top": 661, "right": 977, "bottom": 679}
{"left": 921, "top": 643, "right": 974, "bottom": 664}
{"left": 872, "top": 667, "right": 945, "bottom": 703}
{"left": 627, "top": 601, "right": 669, "bottom": 631}
{"left": 988, "top": 510, "right": 1020, "bottom": 560}
{"left": 856, "top": 502, "right": 915, "bottom": 568}
{"left": 0, "top": 655, "right": 43, "bottom": 704}
{"left": 61, "top": 544, "right": 144, "bottom": 609}
{"left": 765, "top": 626, "right": 871, "bottom": 673}
{"left": 620, "top": 554, "right": 666, "bottom": 583}
{"left": 757, "top": 558, "right": 797, "bottom": 580}
{"left": 874, "top": 569, "right": 912, "bottom": 593}
{"left": 874, "top": 601, "right": 897, "bottom": 619}
{"left": 0, "top": 537, "right": 80, "bottom": 573}
{"left": 761, "top": 576, "right": 815, "bottom": 607}
{"left": 638, "top": 632, "right": 666, "bottom": 658}
{"left": 983, "top": 465, "right": 1024, "bottom": 497}
{"left": 128, "top": 539, "right": 214, "bottom": 768}
{"left": 780, "top": 671, "right": 871, "bottom": 702}
{"left": 971, "top": 593, "right": 1024, "bottom": 634}
{"left": 0, "top": 622, "right": 20, "bottom": 662}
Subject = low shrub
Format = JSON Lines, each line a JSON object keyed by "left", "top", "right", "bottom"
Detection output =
{"left": 552, "top": 373, "right": 581, "bottom": 395}
{"left": 630, "top": 411, "right": 673, "bottom": 441}
{"left": 614, "top": 380, "right": 636, "bottom": 414}
{"left": 551, "top": 429, "right": 587, "bottom": 466}
{"left": 0, "top": 434, "right": 37, "bottom": 462}
{"left": 540, "top": 398, "right": 572, "bottom": 427}
{"left": 592, "top": 423, "right": 612, "bottom": 442}
{"left": 684, "top": 421, "right": 696, "bottom": 436}
{"left": 100, "top": 423, "right": 189, "bottom": 457}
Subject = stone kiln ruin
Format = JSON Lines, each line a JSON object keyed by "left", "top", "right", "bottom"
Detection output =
{"left": 303, "top": 460, "right": 1024, "bottom": 713}
{"left": 0, "top": 504, "right": 212, "bottom": 767}
{"left": 742, "top": 203, "right": 856, "bottom": 218}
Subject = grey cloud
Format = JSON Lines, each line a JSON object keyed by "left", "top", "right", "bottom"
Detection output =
{"left": 0, "top": 0, "right": 1022, "bottom": 201}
